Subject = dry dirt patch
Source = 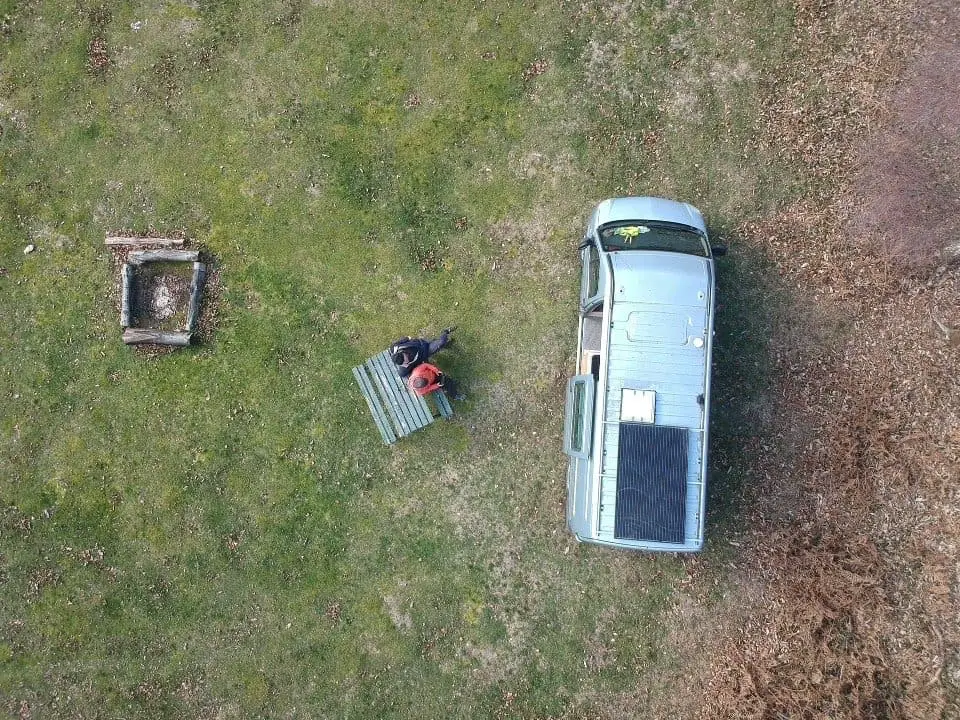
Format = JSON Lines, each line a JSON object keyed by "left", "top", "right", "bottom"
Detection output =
{"left": 851, "top": 35, "right": 960, "bottom": 269}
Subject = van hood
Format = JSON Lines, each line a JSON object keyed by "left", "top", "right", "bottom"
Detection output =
{"left": 590, "top": 197, "right": 707, "bottom": 235}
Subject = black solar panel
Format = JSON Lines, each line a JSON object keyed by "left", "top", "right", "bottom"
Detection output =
{"left": 614, "top": 424, "right": 688, "bottom": 544}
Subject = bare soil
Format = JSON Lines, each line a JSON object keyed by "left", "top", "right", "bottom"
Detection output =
{"left": 851, "top": 2, "right": 960, "bottom": 269}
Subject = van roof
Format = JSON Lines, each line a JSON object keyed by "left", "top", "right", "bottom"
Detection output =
{"left": 593, "top": 250, "right": 712, "bottom": 549}
{"left": 608, "top": 251, "right": 709, "bottom": 307}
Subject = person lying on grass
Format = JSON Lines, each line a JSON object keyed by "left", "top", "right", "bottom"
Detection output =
{"left": 389, "top": 327, "right": 455, "bottom": 378}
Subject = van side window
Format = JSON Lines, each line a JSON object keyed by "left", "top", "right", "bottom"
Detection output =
{"left": 571, "top": 382, "right": 586, "bottom": 452}
{"left": 563, "top": 375, "right": 595, "bottom": 459}
{"left": 581, "top": 243, "right": 603, "bottom": 311}
{"left": 587, "top": 245, "right": 599, "bottom": 298}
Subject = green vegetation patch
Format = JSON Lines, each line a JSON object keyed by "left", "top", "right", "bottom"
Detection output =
{"left": 0, "top": 0, "right": 805, "bottom": 717}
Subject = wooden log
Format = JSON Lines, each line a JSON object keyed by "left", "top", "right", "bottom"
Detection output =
{"left": 185, "top": 261, "right": 207, "bottom": 332}
{"left": 105, "top": 236, "right": 184, "bottom": 247}
{"left": 120, "top": 263, "right": 134, "bottom": 327}
{"left": 128, "top": 249, "right": 199, "bottom": 265}
{"left": 123, "top": 329, "right": 192, "bottom": 346}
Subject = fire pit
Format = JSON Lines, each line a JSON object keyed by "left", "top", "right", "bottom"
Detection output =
{"left": 108, "top": 237, "right": 207, "bottom": 346}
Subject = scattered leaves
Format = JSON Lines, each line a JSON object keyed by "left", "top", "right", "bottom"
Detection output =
{"left": 521, "top": 58, "right": 549, "bottom": 80}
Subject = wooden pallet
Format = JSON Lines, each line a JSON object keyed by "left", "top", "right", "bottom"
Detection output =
{"left": 352, "top": 350, "right": 453, "bottom": 445}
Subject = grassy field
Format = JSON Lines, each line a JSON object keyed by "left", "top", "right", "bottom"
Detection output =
{"left": 0, "top": 1, "right": 842, "bottom": 718}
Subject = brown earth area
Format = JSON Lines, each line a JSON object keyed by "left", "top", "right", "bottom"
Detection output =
{"left": 656, "top": 0, "right": 959, "bottom": 718}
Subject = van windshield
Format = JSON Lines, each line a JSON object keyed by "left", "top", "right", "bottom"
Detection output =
{"left": 599, "top": 222, "right": 708, "bottom": 256}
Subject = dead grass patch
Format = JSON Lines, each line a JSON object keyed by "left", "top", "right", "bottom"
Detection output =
{"left": 481, "top": 205, "right": 578, "bottom": 286}
{"left": 383, "top": 587, "right": 413, "bottom": 632}
{"left": 687, "top": 1, "right": 960, "bottom": 717}
{"left": 522, "top": 58, "right": 549, "bottom": 81}
{"left": 584, "top": 605, "right": 619, "bottom": 672}
{"left": 87, "top": 36, "right": 110, "bottom": 74}
{"left": 85, "top": 5, "right": 111, "bottom": 75}
{"left": 702, "top": 218, "right": 959, "bottom": 718}
{"left": 702, "top": 201, "right": 960, "bottom": 719}
{"left": 753, "top": 0, "right": 915, "bottom": 191}
{"left": 1, "top": 505, "right": 33, "bottom": 538}
{"left": 26, "top": 566, "right": 60, "bottom": 598}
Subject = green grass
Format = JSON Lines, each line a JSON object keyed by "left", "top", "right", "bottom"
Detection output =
{"left": 2, "top": 0, "right": 805, "bottom": 717}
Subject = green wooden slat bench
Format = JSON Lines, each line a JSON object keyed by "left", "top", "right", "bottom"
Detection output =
{"left": 353, "top": 350, "right": 454, "bottom": 445}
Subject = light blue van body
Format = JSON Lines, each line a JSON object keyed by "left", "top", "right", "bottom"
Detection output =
{"left": 563, "top": 197, "right": 718, "bottom": 553}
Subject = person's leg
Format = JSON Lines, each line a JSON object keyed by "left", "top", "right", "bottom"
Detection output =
{"left": 438, "top": 373, "right": 461, "bottom": 400}
{"left": 427, "top": 330, "right": 450, "bottom": 356}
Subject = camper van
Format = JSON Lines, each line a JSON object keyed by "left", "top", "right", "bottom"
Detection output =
{"left": 563, "top": 197, "right": 725, "bottom": 552}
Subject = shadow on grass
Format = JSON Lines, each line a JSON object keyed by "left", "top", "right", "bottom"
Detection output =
{"left": 707, "top": 238, "right": 792, "bottom": 540}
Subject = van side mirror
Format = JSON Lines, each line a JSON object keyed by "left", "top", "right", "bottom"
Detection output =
{"left": 711, "top": 245, "right": 728, "bottom": 257}
{"left": 578, "top": 237, "right": 593, "bottom": 252}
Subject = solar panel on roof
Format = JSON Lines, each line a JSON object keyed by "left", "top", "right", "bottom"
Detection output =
{"left": 614, "top": 424, "right": 687, "bottom": 543}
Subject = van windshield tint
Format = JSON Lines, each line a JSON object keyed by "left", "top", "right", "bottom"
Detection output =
{"left": 599, "top": 222, "right": 708, "bottom": 256}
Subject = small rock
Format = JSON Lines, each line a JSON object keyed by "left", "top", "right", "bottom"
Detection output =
{"left": 131, "top": 20, "right": 143, "bottom": 31}
{"left": 23, "top": 244, "right": 35, "bottom": 254}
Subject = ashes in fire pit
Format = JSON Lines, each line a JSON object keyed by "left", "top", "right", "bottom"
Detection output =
{"left": 132, "top": 261, "right": 193, "bottom": 330}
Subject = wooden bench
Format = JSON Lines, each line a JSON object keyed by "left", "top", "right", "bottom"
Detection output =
{"left": 352, "top": 350, "right": 453, "bottom": 445}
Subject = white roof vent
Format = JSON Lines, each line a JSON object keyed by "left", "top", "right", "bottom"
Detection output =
{"left": 621, "top": 389, "right": 656, "bottom": 424}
